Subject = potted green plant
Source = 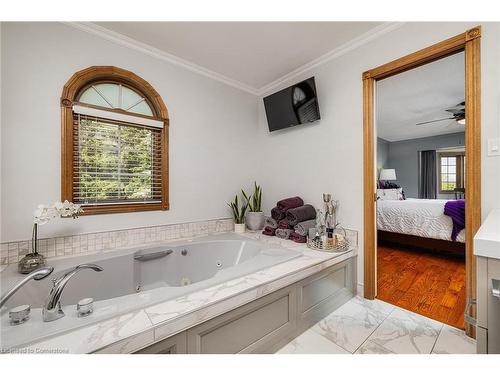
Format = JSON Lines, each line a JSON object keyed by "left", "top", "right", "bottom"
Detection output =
{"left": 227, "top": 194, "right": 248, "bottom": 233}
{"left": 242, "top": 182, "right": 264, "bottom": 231}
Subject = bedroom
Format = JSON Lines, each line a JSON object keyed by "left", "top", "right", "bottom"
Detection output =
{"left": 375, "top": 52, "right": 467, "bottom": 328}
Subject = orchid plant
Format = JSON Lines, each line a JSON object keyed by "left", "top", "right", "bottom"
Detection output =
{"left": 33, "top": 201, "right": 83, "bottom": 225}
{"left": 31, "top": 201, "right": 84, "bottom": 254}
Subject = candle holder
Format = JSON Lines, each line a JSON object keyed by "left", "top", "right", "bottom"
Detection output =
{"left": 18, "top": 224, "right": 46, "bottom": 274}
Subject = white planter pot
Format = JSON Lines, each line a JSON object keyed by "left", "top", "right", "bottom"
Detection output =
{"left": 234, "top": 223, "right": 246, "bottom": 234}
{"left": 245, "top": 211, "right": 265, "bottom": 231}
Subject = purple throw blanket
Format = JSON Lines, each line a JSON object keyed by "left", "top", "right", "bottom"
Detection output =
{"left": 444, "top": 200, "right": 465, "bottom": 241}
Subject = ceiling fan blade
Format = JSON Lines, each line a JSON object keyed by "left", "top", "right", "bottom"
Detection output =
{"left": 446, "top": 120, "right": 462, "bottom": 128}
{"left": 415, "top": 117, "right": 455, "bottom": 126}
{"left": 446, "top": 103, "right": 465, "bottom": 115}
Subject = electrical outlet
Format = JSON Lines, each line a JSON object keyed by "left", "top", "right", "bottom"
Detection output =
{"left": 488, "top": 138, "right": 500, "bottom": 156}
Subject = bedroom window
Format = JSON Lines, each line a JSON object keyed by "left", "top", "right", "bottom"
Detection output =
{"left": 438, "top": 152, "right": 465, "bottom": 193}
{"left": 61, "top": 67, "right": 169, "bottom": 215}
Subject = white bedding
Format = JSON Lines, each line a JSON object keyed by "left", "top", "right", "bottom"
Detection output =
{"left": 377, "top": 198, "right": 465, "bottom": 243}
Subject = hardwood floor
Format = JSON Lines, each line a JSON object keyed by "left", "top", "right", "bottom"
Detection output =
{"left": 377, "top": 244, "right": 466, "bottom": 329}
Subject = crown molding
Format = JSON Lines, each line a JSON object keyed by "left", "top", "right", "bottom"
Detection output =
{"left": 257, "top": 22, "right": 405, "bottom": 96}
{"left": 65, "top": 22, "right": 405, "bottom": 98}
{"left": 64, "top": 22, "right": 260, "bottom": 95}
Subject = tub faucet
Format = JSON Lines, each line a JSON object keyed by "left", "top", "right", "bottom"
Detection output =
{"left": 0, "top": 267, "right": 54, "bottom": 309}
{"left": 42, "top": 264, "right": 103, "bottom": 322}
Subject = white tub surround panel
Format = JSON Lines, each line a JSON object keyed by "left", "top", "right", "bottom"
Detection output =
{"left": 1, "top": 231, "right": 357, "bottom": 353}
{"left": 150, "top": 241, "right": 355, "bottom": 341}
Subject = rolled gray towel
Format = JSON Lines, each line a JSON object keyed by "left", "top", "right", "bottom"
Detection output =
{"left": 265, "top": 216, "right": 278, "bottom": 229}
{"left": 271, "top": 206, "right": 285, "bottom": 220}
{"left": 294, "top": 219, "right": 317, "bottom": 236}
{"left": 275, "top": 228, "right": 293, "bottom": 239}
{"left": 286, "top": 204, "right": 316, "bottom": 227}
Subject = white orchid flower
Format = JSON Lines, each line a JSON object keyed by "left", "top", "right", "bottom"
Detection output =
{"left": 33, "top": 201, "right": 83, "bottom": 224}
{"left": 33, "top": 204, "right": 58, "bottom": 225}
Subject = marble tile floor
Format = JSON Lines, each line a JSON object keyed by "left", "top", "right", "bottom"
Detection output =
{"left": 277, "top": 296, "right": 476, "bottom": 354}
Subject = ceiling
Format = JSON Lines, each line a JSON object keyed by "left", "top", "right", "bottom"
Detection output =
{"left": 377, "top": 52, "right": 465, "bottom": 142}
{"left": 95, "top": 22, "right": 382, "bottom": 91}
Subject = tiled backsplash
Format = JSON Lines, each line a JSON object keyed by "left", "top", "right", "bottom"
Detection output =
{"left": 1, "top": 218, "right": 234, "bottom": 265}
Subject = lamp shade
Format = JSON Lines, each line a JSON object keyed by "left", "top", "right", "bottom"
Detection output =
{"left": 380, "top": 168, "right": 397, "bottom": 181}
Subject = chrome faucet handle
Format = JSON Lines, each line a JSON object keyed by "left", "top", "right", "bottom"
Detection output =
{"left": 0, "top": 267, "right": 54, "bottom": 310}
{"left": 77, "top": 298, "right": 94, "bottom": 317}
{"left": 9, "top": 304, "right": 31, "bottom": 325}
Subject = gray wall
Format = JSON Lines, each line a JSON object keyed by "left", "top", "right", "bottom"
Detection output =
{"left": 377, "top": 138, "right": 390, "bottom": 173}
{"left": 380, "top": 132, "right": 465, "bottom": 198}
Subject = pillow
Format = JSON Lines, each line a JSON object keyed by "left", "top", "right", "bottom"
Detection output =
{"left": 377, "top": 188, "right": 404, "bottom": 200}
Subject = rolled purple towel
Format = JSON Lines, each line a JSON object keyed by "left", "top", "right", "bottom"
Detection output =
{"left": 277, "top": 196, "right": 304, "bottom": 212}
{"left": 262, "top": 226, "right": 276, "bottom": 236}
{"left": 264, "top": 216, "right": 278, "bottom": 229}
{"left": 290, "top": 231, "right": 307, "bottom": 243}
{"left": 286, "top": 204, "right": 316, "bottom": 227}
{"left": 271, "top": 206, "right": 286, "bottom": 220}
{"left": 275, "top": 228, "right": 293, "bottom": 239}
{"left": 278, "top": 219, "right": 291, "bottom": 229}
{"left": 444, "top": 200, "right": 465, "bottom": 241}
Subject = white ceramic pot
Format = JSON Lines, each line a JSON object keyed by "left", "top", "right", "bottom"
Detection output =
{"left": 245, "top": 212, "right": 265, "bottom": 231}
{"left": 234, "top": 223, "right": 246, "bottom": 234}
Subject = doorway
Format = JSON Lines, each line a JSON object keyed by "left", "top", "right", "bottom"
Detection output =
{"left": 362, "top": 27, "right": 481, "bottom": 336}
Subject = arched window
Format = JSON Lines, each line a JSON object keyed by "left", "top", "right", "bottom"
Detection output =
{"left": 61, "top": 66, "right": 169, "bottom": 214}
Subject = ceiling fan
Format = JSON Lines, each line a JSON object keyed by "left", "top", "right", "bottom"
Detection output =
{"left": 415, "top": 101, "right": 465, "bottom": 126}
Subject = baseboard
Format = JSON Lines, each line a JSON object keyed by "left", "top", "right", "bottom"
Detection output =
{"left": 357, "top": 283, "right": 364, "bottom": 297}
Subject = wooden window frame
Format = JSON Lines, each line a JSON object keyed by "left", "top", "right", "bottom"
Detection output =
{"left": 438, "top": 152, "right": 465, "bottom": 194}
{"left": 362, "top": 26, "right": 481, "bottom": 337}
{"left": 61, "top": 66, "right": 170, "bottom": 215}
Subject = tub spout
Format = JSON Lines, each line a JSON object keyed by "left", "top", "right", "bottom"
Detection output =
{"left": 42, "top": 264, "right": 103, "bottom": 322}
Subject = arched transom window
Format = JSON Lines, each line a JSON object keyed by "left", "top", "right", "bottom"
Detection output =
{"left": 61, "top": 67, "right": 169, "bottom": 214}
{"left": 78, "top": 83, "right": 154, "bottom": 116}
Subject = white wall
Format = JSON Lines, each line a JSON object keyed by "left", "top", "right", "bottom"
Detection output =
{"left": 256, "top": 22, "right": 500, "bottom": 287}
{"left": 0, "top": 22, "right": 259, "bottom": 242}
{"left": 2, "top": 22, "right": 500, "bottom": 288}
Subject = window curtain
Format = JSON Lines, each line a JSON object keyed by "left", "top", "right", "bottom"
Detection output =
{"left": 418, "top": 150, "right": 437, "bottom": 199}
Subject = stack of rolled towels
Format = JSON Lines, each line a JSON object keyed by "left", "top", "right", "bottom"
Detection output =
{"left": 262, "top": 196, "right": 317, "bottom": 243}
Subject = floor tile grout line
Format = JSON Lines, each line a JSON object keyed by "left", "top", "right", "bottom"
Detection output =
{"left": 430, "top": 323, "right": 445, "bottom": 354}
{"left": 308, "top": 299, "right": 359, "bottom": 353}
{"left": 309, "top": 329, "right": 351, "bottom": 354}
{"left": 309, "top": 297, "right": 385, "bottom": 354}
{"left": 355, "top": 339, "right": 393, "bottom": 354}
{"left": 278, "top": 297, "right": 471, "bottom": 354}
{"left": 373, "top": 301, "right": 444, "bottom": 354}
{"left": 351, "top": 300, "right": 396, "bottom": 354}
{"left": 331, "top": 297, "right": 396, "bottom": 354}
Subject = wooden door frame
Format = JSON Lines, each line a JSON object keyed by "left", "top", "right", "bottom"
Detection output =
{"left": 362, "top": 26, "right": 481, "bottom": 336}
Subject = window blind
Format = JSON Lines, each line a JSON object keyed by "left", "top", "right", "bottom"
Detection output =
{"left": 73, "top": 113, "right": 163, "bottom": 205}
{"left": 73, "top": 104, "right": 163, "bottom": 128}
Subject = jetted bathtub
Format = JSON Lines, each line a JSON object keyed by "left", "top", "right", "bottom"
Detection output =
{"left": 0, "top": 234, "right": 302, "bottom": 347}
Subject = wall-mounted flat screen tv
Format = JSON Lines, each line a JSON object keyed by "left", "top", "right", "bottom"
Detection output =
{"left": 263, "top": 77, "right": 320, "bottom": 132}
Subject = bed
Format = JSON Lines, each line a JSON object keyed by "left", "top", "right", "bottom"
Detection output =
{"left": 377, "top": 198, "right": 465, "bottom": 254}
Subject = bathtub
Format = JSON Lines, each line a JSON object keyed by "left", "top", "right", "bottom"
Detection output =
{"left": 0, "top": 234, "right": 302, "bottom": 347}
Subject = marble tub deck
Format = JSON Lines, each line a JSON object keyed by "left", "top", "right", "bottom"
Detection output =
{"left": 2, "top": 232, "right": 357, "bottom": 353}
{"left": 277, "top": 296, "right": 476, "bottom": 354}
